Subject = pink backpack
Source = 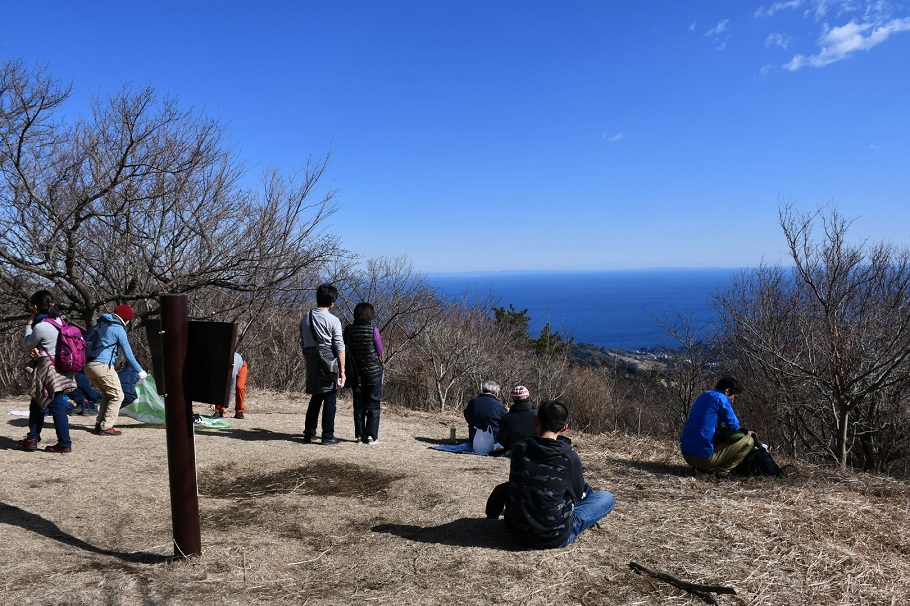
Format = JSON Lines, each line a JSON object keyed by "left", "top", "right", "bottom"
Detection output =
{"left": 42, "top": 318, "right": 87, "bottom": 374}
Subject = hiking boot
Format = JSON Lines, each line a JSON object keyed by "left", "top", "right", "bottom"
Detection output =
{"left": 20, "top": 437, "right": 39, "bottom": 451}
{"left": 97, "top": 427, "right": 122, "bottom": 436}
{"left": 321, "top": 437, "right": 339, "bottom": 445}
{"left": 94, "top": 422, "right": 101, "bottom": 433}
{"left": 211, "top": 412, "right": 223, "bottom": 419}
{"left": 233, "top": 412, "right": 244, "bottom": 419}
{"left": 45, "top": 443, "right": 72, "bottom": 453}
{"left": 302, "top": 436, "right": 313, "bottom": 444}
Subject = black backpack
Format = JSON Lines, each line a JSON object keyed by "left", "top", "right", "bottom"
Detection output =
{"left": 731, "top": 443, "right": 785, "bottom": 477}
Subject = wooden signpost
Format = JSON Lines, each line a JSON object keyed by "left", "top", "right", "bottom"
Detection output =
{"left": 145, "top": 294, "right": 237, "bottom": 558}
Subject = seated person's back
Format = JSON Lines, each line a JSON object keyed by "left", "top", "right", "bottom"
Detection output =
{"left": 496, "top": 385, "right": 537, "bottom": 450}
{"left": 464, "top": 380, "right": 508, "bottom": 441}
{"left": 501, "top": 400, "right": 615, "bottom": 549}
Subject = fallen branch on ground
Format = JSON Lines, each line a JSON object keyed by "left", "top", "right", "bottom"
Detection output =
{"left": 629, "top": 561, "right": 738, "bottom": 605}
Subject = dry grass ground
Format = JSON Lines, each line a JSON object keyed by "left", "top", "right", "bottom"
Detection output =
{"left": 1, "top": 390, "right": 908, "bottom": 605}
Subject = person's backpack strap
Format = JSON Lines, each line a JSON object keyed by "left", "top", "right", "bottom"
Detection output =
{"left": 308, "top": 309, "right": 324, "bottom": 346}
{"left": 39, "top": 317, "right": 63, "bottom": 360}
{"left": 308, "top": 309, "right": 339, "bottom": 382}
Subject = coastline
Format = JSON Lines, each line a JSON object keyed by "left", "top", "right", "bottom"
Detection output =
{"left": 430, "top": 268, "right": 737, "bottom": 350}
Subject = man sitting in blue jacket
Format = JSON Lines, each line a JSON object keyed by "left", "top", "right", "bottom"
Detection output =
{"left": 680, "top": 376, "right": 756, "bottom": 477}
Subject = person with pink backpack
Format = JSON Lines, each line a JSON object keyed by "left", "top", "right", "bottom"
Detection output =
{"left": 20, "top": 290, "right": 78, "bottom": 453}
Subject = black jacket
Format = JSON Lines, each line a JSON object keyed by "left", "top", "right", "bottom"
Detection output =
{"left": 496, "top": 400, "right": 537, "bottom": 450}
{"left": 504, "top": 435, "right": 584, "bottom": 548}
{"left": 344, "top": 322, "right": 382, "bottom": 382}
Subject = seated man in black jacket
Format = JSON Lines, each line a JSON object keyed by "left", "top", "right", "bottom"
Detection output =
{"left": 487, "top": 400, "right": 615, "bottom": 549}
{"left": 496, "top": 385, "right": 537, "bottom": 451}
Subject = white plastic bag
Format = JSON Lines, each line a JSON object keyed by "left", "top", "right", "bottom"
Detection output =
{"left": 472, "top": 426, "right": 494, "bottom": 455}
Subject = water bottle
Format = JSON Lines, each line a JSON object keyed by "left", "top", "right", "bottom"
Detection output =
{"left": 449, "top": 424, "right": 457, "bottom": 443}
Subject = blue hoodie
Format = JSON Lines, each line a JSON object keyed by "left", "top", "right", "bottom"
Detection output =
{"left": 86, "top": 313, "right": 143, "bottom": 373}
{"left": 680, "top": 389, "right": 744, "bottom": 458}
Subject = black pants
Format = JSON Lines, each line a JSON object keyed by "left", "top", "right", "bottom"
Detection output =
{"left": 304, "top": 390, "right": 337, "bottom": 439}
{"left": 486, "top": 482, "right": 510, "bottom": 519}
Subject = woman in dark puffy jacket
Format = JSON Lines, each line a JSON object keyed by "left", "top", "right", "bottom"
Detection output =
{"left": 344, "top": 302, "right": 384, "bottom": 444}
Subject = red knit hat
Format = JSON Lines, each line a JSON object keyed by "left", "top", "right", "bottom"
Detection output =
{"left": 114, "top": 304, "right": 134, "bottom": 322}
{"left": 511, "top": 385, "right": 530, "bottom": 402}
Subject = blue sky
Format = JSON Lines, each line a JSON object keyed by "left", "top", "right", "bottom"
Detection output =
{"left": 2, "top": 1, "right": 909, "bottom": 272}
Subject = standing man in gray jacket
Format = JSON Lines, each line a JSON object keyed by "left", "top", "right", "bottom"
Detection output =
{"left": 299, "top": 283, "right": 346, "bottom": 444}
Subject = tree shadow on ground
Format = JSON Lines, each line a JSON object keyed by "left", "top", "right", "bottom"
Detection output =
{"left": 5, "top": 418, "right": 28, "bottom": 428}
{"left": 0, "top": 502, "right": 170, "bottom": 564}
{"left": 372, "top": 518, "right": 523, "bottom": 551}
{"left": 117, "top": 425, "right": 361, "bottom": 445}
{"left": 193, "top": 427, "right": 303, "bottom": 443}
{"left": 608, "top": 456, "right": 695, "bottom": 477}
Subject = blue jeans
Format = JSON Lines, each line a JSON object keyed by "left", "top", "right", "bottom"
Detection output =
{"left": 353, "top": 377, "right": 382, "bottom": 441}
{"left": 28, "top": 393, "right": 72, "bottom": 448}
{"left": 561, "top": 487, "right": 615, "bottom": 547}
{"left": 305, "top": 389, "right": 337, "bottom": 439}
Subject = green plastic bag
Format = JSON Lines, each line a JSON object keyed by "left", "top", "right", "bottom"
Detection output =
{"left": 121, "top": 376, "right": 166, "bottom": 424}
{"left": 193, "top": 414, "right": 232, "bottom": 429}
{"left": 121, "top": 376, "right": 233, "bottom": 428}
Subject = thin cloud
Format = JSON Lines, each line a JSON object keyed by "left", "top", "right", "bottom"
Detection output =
{"left": 785, "top": 16, "right": 910, "bottom": 69}
{"left": 810, "top": 0, "right": 894, "bottom": 22}
{"left": 705, "top": 18, "right": 732, "bottom": 49}
{"left": 755, "top": 0, "right": 804, "bottom": 19}
{"left": 602, "top": 132, "right": 625, "bottom": 143}
{"left": 705, "top": 18, "right": 730, "bottom": 37}
{"left": 766, "top": 32, "right": 792, "bottom": 48}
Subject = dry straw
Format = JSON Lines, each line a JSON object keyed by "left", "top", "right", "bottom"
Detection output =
{"left": 1, "top": 391, "right": 908, "bottom": 605}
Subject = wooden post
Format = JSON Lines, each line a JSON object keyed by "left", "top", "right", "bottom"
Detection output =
{"left": 160, "top": 294, "right": 202, "bottom": 557}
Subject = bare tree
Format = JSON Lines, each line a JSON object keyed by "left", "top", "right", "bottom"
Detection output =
{"left": 652, "top": 310, "right": 719, "bottom": 427}
{"left": 409, "top": 300, "right": 500, "bottom": 411}
{"left": 335, "top": 255, "right": 444, "bottom": 364}
{"left": 0, "top": 57, "right": 341, "bottom": 332}
{"left": 716, "top": 204, "right": 910, "bottom": 469}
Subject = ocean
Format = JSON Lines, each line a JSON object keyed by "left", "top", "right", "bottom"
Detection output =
{"left": 430, "top": 268, "right": 740, "bottom": 350}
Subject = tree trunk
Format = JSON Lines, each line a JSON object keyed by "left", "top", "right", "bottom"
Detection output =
{"left": 837, "top": 406, "right": 850, "bottom": 467}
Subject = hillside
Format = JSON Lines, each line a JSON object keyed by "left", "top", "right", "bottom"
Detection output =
{"left": 1, "top": 391, "right": 908, "bottom": 605}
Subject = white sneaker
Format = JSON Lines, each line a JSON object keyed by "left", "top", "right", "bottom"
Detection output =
{"left": 366, "top": 437, "right": 379, "bottom": 445}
